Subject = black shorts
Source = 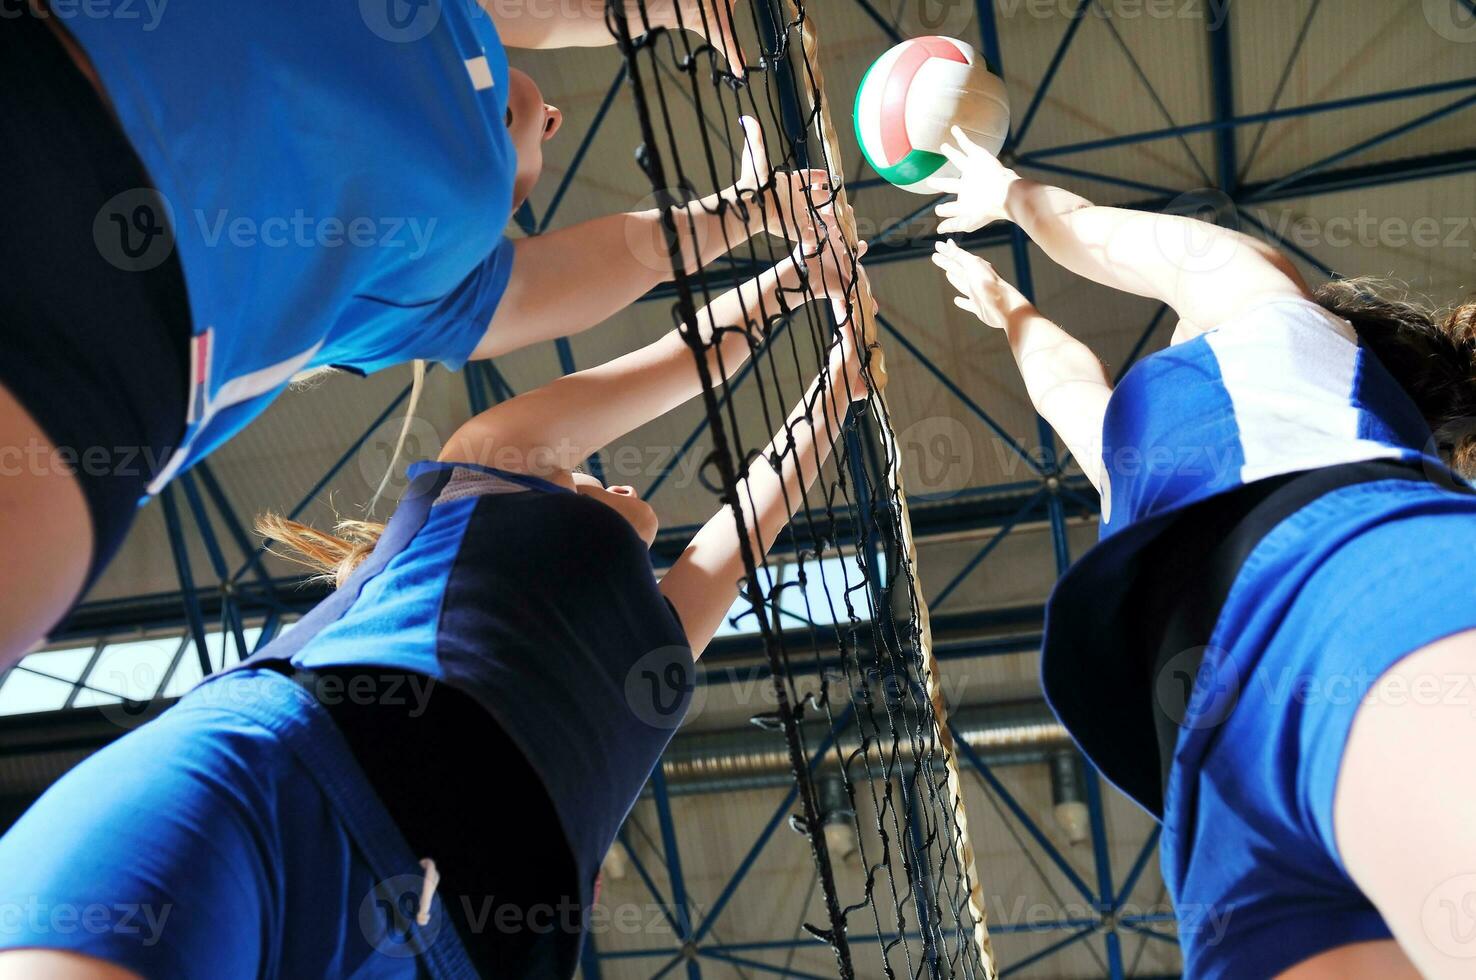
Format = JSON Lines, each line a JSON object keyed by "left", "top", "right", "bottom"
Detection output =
{"left": 281, "top": 665, "right": 585, "bottom": 979}
{"left": 0, "top": 10, "right": 191, "bottom": 590}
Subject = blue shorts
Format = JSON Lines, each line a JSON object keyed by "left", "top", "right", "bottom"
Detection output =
{"left": 1164, "top": 478, "right": 1476, "bottom": 977}
{"left": 0, "top": 669, "right": 477, "bottom": 979}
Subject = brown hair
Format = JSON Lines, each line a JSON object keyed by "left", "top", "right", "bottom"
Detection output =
{"left": 256, "top": 512, "right": 385, "bottom": 589}
{"left": 1314, "top": 278, "right": 1476, "bottom": 478}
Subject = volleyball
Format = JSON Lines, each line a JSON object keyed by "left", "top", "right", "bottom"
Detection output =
{"left": 853, "top": 36, "right": 1010, "bottom": 194}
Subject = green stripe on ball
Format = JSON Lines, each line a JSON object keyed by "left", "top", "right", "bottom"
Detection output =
{"left": 871, "top": 148, "right": 947, "bottom": 188}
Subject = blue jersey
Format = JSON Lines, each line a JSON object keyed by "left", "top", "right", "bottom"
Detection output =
{"left": 0, "top": 463, "right": 693, "bottom": 976}
{"left": 62, "top": 4, "right": 518, "bottom": 492}
{"left": 1038, "top": 299, "right": 1476, "bottom": 976}
{"left": 235, "top": 461, "right": 696, "bottom": 923}
{"left": 1095, "top": 299, "right": 1433, "bottom": 538}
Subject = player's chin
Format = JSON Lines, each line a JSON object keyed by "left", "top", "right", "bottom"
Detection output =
{"left": 512, "top": 165, "right": 541, "bottom": 210}
{"left": 630, "top": 502, "right": 661, "bottom": 547}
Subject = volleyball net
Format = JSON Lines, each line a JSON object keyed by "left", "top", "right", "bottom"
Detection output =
{"left": 607, "top": 1, "right": 997, "bottom": 976}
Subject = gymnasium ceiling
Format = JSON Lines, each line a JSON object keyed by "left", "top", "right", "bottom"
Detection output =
{"left": 8, "top": 0, "right": 1476, "bottom": 976}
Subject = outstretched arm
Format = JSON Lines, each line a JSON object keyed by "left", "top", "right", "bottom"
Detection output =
{"left": 932, "top": 128, "right": 1309, "bottom": 335}
{"left": 660, "top": 322, "right": 870, "bottom": 655}
{"left": 932, "top": 241, "right": 1111, "bottom": 492}
{"left": 443, "top": 233, "right": 861, "bottom": 472}
{"left": 474, "top": 118, "right": 830, "bottom": 359}
{"left": 486, "top": 0, "right": 745, "bottom": 70}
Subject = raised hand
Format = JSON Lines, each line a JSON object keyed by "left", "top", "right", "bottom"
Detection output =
{"left": 629, "top": 0, "right": 748, "bottom": 76}
{"left": 930, "top": 239, "right": 1031, "bottom": 330}
{"left": 777, "top": 224, "right": 869, "bottom": 320}
{"left": 684, "top": 0, "right": 747, "bottom": 75}
{"left": 733, "top": 116, "right": 832, "bottom": 246}
{"left": 930, "top": 126, "right": 1022, "bottom": 235}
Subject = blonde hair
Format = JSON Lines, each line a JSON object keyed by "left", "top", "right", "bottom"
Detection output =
{"left": 256, "top": 511, "right": 385, "bottom": 589}
{"left": 261, "top": 360, "right": 428, "bottom": 587}
{"left": 369, "top": 359, "right": 428, "bottom": 513}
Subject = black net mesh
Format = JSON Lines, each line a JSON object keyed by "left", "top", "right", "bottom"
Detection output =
{"left": 605, "top": 1, "right": 997, "bottom": 976}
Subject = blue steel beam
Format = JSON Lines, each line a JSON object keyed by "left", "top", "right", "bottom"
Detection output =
{"left": 464, "top": 361, "right": 488, "bottom": 415}
{"left": 159, "top": 486, "right": 212, "bottom": 677}
{"left": 1018, "top": 75, "right": 1476, "bottom": 162}
{"left": 1118, "top": 921, "right": 1178, "bottom": 946}
{"left": 691, "top": 705, "right": 856, "bottom": 944}
{"left": 151, "top": 634, "right": 192, "bottom": 698}
{"left": 486, "top": 361, "right": 516, "bottom": 400}
{"left": 1114, "top": 826, "right": 1162, "bottom": 909}
{"left": 1084, "top": 766, "right": 1125, "bottom": 979}
{"left": 651, "top": 953, "right": 687, "bottom": 979}
{"left": 1006, "top": 229, "right": 1072, "bottom": 575}
{"left": 951, "top": 723, "right": 1098, "bottom": 904}
{"left": 848, "top": 0, "right": 904, "bottom": 45}
{"left": 650, "top": 766, "right": 702, "bottom": 980}
{"left": 194, "top": 463, "right": 281, "bottom": 604}
{"left": 876, "top": 313, "right": 1045, "bottom": 475}
{"left": 232, "top": 379, "right": 415, "bottom": 580}
{"left": 642, "top": 142, "right": 1476, "bottom": 296}
{"left": 929, "top": 488, "right": 1044, "bottom": 609}
{"left": 1207, "top": 0, "right": 1237, "bottom": 197}
{"left": 1235, "top": 0, "right": 1324, "bottom": 186}
{"left": 539, "top": 66, "right": 627, "bottom": 233}
{"left": 177, "top": 473, "right": 250, "bottom": 663}
{"left": 1090, "top": 0, "right": 1212, "bottom": 186}
{"left": 1005, "top": 0, "right": 1092, "bottom": 152}
{"left": 999, "top": 926, "right": 1096, "bottom": 977}
{"left": 699, "top": 949, "right": 834, "bottom": 980}
{"left": 513, "top": 200, "right": 537, "bottom": 235}
{"left": 618, "top": 828, "right": 684, "bottom": 935}
{"left": 848, "top": 146, "right": 1476, "bottom": 273}
{"left": 1235, "top": 207, "right": 1337, "bottom": 279}
{"left": 1242, "top": 90, "right": 1476, "bottom": 202}
{"left": 1114, "top": 304, "right": 1170, "bottom": 384}
{"left": 1013, "top": 158, "right": 1176, "bottom": 197}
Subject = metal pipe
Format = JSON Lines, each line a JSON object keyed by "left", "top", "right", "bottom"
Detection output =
{"left": 648, "top": 701, "right": 1068, "bottom": 796}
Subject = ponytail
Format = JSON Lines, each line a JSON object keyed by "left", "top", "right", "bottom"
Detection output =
{"left": 255, "top": 511, "right": 385, "bottom": 590}
{"left": 261, "top": 360, "right": 428, "bottom": 586}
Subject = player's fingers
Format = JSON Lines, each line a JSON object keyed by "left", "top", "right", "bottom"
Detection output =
{"left": 800, "top": 169, "right": 831, "bottom": 190}
{"left": 927, "top": 176, "right": 963, "bottom": 194}
{"left": 934, "top": 201, "right": 960, "bottom": 219}
{"left": 738, "top": 116, "right": 766, "bottom": 173}
{"left": 715, "top": 2, "right": 747, "bottom": 77}
{"left": 950, "top": 125, "right": 981, "bottom": 155}
{"left": 937, "top": 141, "right": 967, "bottom": 167}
